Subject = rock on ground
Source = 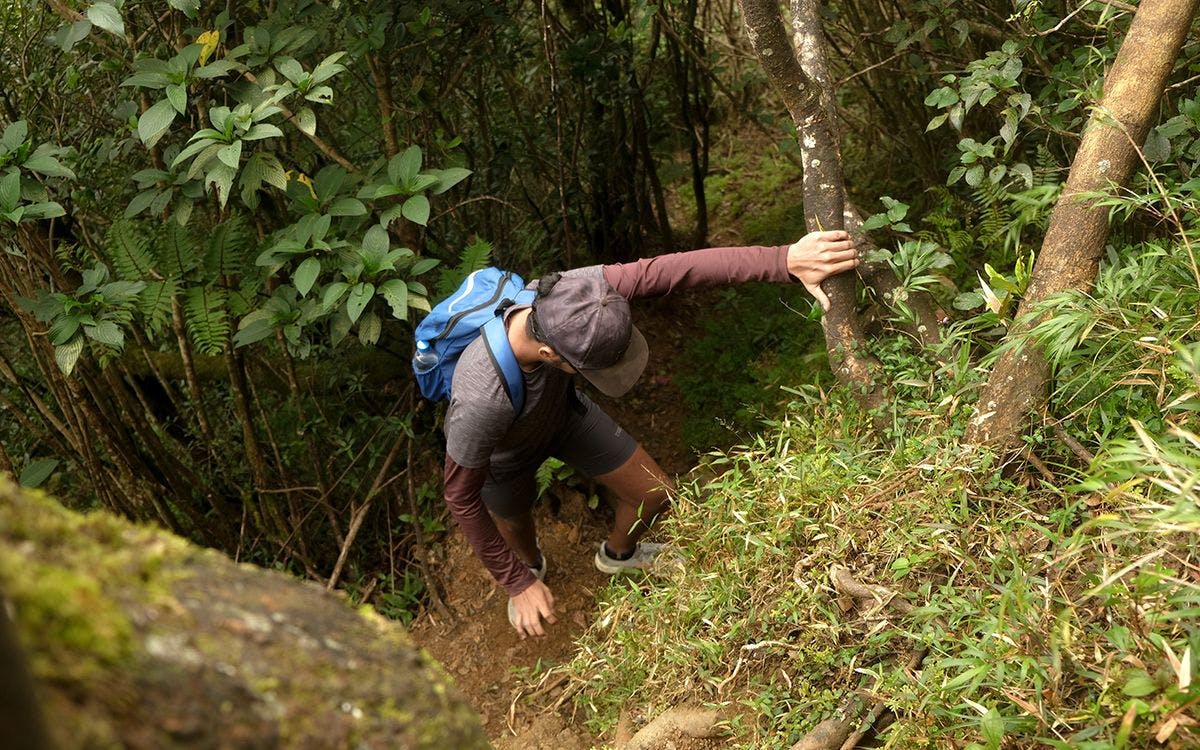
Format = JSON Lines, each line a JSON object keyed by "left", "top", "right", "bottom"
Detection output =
{"left": 0, "top": 477, "right": 487, "bottom": 749}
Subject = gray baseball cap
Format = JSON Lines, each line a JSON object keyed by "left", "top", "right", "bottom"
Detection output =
{"left": 533, "top": 275, "right": 648, "bottom": 397}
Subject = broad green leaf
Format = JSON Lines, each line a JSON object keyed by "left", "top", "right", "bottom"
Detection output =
{"left": 98, "top": 280, "right": 146, "bottom": 304}
{"left": 48, "top": 315, "right": 80, "bottom": 345}
{"left": 293, "top": 257, "right": 321, "bottom": 297}
{"left": 276, "top": 57, "right": 305, "bottom": 84}
{"left": 2, "top": 121, "right": 29, "bottom": 151}
{"left": 121, "top": 70, "right": 171, "bottom": 89}
{"left": 410, "top": 257, "right": 440, "bottom": 276}
{"left": 23, "top": 149, "right": 76, "bottom": 179}
{"left": 57, "top": 19, "right": 93, "bottom": 51}
{"left": 407, "top": 295, "right": 430, "bottom": 313}
{"left": 170, "top": 0, "right": 201, "bottom": 17}
{"left": 388, "top": 146, "right": 421, "bottom": 186}
{"left": 85, "top": 320, "right": 124, "bottom": 347}
{"left": 87, "top": 2, "right": 125, "bottom": 37}
{"left": 954, "top": 291, "right": 984, "bottom": 311}
{"left": 328, "top": 198, "right": 366, "bottom": 217}
{"left": 138, "top": 99, "right": 177, "bottom": 149}
{"left": 206, "top": 163, "right": 236, "bottom": 207}
{"left": 362, "top": 225, "right": 389, "bottom": 255}
{"left": 964, "top": 165, "right": 984, "bottom": 187}
{"left": 378, "top": 279, "right": 408, "bottom": 320}
{"left": 358, "top": 310, "right": 381, "bottom": 346}
{"left": 378, "top": 204, "right": 404, "bottom": 227}
{"left": 1122, "top": 669, "right": 1158, "bottom": 697}
{"left": 408, "top": 174, "right": 439, "bottom": 193}
{"left": 296, "top": 107, "right": 316, "bottom": 137}
{"left": 402, "top": 194, "right": 430, "bottom": 226}
{"left": 55, "top": 334, "right": 84, "bottom": 375}
{"left": 171, "top": 138, "right": 214, "bottom": 170}
{"left": 217, "top": 140, "right": 243, "bottom": 168}
{"left": 430, "top": 167, "right": 471, "bottom": 195}
{"left": 243, "top": 123, "right": 283, "bottom": 141}
{"left": 19, "top": 458, "right": 59, "bottom": 488}
{"left": 980, "top": 709, "right": 1003, "bottom": 750}
{"left": 321, "top": 281, "right": 349, "bottom": 311}
{"left": 0, "top": 171, "right": 20, "bottom": 212}
{"left": 1011, "top": 163, "right": 1034, "bottom": 189}
{"left": 330, "top": 308, "right": 351, "bottom": 345}
{"left": 193, "top": 59, "right": 238, "bottom": 79}
{"left": 233, "top": 311, "right": 276, "bottom": 348}
{"left": 304, "top": 86, "right": 333, "bottom": 105}
{"left": 166, "top": 83, "right": 187, "bottom": 114}
{"left": 23, "top": 202, "right": 66, "bottom": 220}
{"left": 346, "top": 282, "right": 374, "bottom": 323}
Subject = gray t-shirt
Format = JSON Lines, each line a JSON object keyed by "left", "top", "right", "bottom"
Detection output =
{"left": 443, "top": 265, "right": 604, "bottom": 473}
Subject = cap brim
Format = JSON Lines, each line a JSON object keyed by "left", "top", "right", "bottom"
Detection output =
{"left": 577, "top": 325, "right": 648, "bottom": 398}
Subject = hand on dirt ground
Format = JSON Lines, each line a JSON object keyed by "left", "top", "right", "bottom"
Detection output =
{"left": 786, "top": 230, "right": 860, "bottom": 312}
{"left": 511, "top": 580, "right": 556, "bottom": 639}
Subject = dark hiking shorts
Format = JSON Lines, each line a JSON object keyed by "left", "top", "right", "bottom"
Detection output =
{"left": 482, "top": 391, "right": 636, "bottom": 518}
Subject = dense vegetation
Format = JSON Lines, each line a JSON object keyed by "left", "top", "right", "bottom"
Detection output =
{"left": 2, "top": 0, "right": 1198, "bottom": 747}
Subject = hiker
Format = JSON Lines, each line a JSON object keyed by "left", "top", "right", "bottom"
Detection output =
{"left": 440, "top": 230, "right": 859, "bottom": 638}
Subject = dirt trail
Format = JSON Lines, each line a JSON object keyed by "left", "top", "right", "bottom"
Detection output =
{"left": 409, "top": 295, "right": 712, "bottom": 747}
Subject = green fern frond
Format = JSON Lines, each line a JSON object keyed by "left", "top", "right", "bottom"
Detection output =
{"left": 205, "top": 214, "right": 253, "bottom": 278}
{"left": 1034, "top": 143, "right": 1061, "bottom": 188}
{"left": 183, "top": 285, "right": 229, "bottom": 355}
{"left": 154, "top": 222, "right": 200, "bottom": 281}
{"left": 106, "top": 220, "right": 154, "bottom": 281}
{"left": 971, "top": 181, "right": 1011, "bottom": 249}
{"left": 437, "top": 237, "right": 494, "bottom": 297}
{"left": 137, "top": 279, "right": 178, "bottom": 338}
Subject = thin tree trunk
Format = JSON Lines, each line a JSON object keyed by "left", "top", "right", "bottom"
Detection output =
{"left": 966, "top": 0, "right": 1200, "bottom": 449}
{"left": 738, "top": 0, "right": 880, "bottom": 400}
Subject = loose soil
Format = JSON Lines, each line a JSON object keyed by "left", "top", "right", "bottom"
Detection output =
{"left": 409, "top": 292, "right": 722, "bottom": 748}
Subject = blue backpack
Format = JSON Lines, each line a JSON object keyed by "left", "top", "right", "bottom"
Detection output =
{"left": 412, "top": 268, "right": 536, "bottom": 414}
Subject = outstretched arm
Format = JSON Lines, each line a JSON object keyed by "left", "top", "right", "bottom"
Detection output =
{"left": 599, "top": 230, "right": 858, "bottom": 310}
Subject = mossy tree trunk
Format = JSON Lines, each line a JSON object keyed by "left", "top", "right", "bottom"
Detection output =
{"left": 738, "top": 0, "right": 881, "bottom": 403}
{"left": 966, "top": 0, "right": 1200, "bottom": 450}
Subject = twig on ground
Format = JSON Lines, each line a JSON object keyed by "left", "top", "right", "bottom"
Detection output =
{"left": 1023, "top": 446, "right": 1057, "bottom": 482}
{"left": 1052, "top": 422, "right": 1096, "bottom": 464}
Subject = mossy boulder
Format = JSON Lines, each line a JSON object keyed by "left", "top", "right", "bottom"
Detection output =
{"left": 0, "top": 477, "right": 488, "bottom": 749}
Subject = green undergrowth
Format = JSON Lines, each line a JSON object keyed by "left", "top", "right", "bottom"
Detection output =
{"left": 555, "top": 325, "right": 1199, "bottom": 747}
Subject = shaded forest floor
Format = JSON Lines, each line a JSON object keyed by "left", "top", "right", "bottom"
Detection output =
{"left": 410, "top": 292, "right": 722, "bottom": 748}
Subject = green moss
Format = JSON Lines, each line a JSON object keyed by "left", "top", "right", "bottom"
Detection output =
{"left": 0, "top": 482, "right": 137, "bottom": 683}
{"left": 0, "top": 555, "right": 134, "bottom": 680}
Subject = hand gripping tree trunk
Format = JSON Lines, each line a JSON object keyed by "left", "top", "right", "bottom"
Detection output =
{"left": 739, "top": 0, "right": 879, "bottom": 401}
{"left": 966, "top": 0, "right": 1200, "bottom": 449}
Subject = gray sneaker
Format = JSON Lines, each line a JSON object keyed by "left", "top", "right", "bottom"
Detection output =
{"left": 593, "top": 541, "right": 667, "bottom": 574}
{"left": 507, "top": 553, "right": 547, "bottom": 627}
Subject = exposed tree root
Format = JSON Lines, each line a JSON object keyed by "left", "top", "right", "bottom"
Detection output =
{"left": 619, "top": 706, "right": 726, "bottom": 749}
{"left": 788, "top": 568, "right": 944, "bottom": 750}
{"left": 790, "top": 717, "right": 853, "bottom": 750}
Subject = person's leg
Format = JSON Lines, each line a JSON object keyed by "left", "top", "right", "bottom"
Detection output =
{"left": 595, "top": 444, "right": 673, "bottom": 555}
{"left": 490, "top": 509, "right": 541, "bottom": 567}
{"left": 482, "top": 470, "right": 543, "bottom": 567}
{"left": 551, "top": 390, "right": 674, "bottom": 557}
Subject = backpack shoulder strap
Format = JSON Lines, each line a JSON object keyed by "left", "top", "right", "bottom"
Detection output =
{"left": 481, "top": 316, "right": 526, "bottom": 415}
